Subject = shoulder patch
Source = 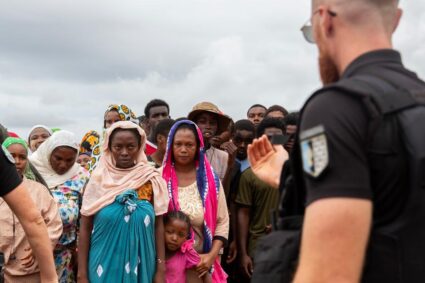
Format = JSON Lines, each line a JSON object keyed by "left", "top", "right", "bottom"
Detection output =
{"left": 300, "top": 125, "right": 329, "bottom": 178}
{"left": 2, "top": 145, "right": 15, "bottom": 164}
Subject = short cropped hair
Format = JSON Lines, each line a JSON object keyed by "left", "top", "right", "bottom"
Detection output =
{"left": 247, "top": 104, "right": 267, "bottom": 116}
{"left": 144, "top": 99, "right": 170, "bottom": 118}
{"left": 234, "top": 119, "right": 255, "bottom": 134}
{"left": 265, "top": 105, "right": 289, "bottom": 117}
{"left": 256, "top": 117, "right": 285, "bottom": 138}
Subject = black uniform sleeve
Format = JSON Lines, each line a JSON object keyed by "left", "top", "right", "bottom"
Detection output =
{"left": 300, "top": 90, "right": 372, "bottom": 205}
{"left": 0, "top": 149, "right": 22, "bottom": 197}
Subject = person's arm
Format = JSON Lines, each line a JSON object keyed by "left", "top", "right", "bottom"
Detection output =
{"left": 294, "top": 198, "right": 372, "bottom": 283}
{"left": 77, "top": 215, "right": 93, "bottom": 283}
{"left": 154, "top": 215, "right": 166, "bottom": 283}
{"left": 248, "top": 135, "right": 288, "bottom": 189}
{"left": 39, "top": 185, "right": 63, "bottom": 249}
{"left": 21, "top": 182, "right": 63, "bottom": 269}
{"left": 3, "top": 183, "right": 58, "bottom": 283}
{"left": 237, "top": 206, "right": 253, "bottom": 278}
{"left": 220, "top": 142, "right": 237, "bottom": 198}
{"left": 226, "top": 200, "right": 238, "bottom": 264}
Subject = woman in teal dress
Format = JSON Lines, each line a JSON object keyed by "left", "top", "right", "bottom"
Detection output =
{"left": 78, "top": 121, "right": 169, "bottom": 283}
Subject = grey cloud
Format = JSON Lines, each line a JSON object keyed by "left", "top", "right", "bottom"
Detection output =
{"left": 0, "top": 0, "right": 424, "bottom": 140}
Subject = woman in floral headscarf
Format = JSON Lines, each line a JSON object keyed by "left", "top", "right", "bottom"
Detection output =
{"left": 77, "top": 130, "right": 100, "bottom": 172}
{"left": 162, "top": 120, "right": 229, "bottom": 283}
{"left": 78, "top": 121, "right": 169, "bottom": 283}
{"left": 86, "top": 104, "right": 138, "bottom": 173}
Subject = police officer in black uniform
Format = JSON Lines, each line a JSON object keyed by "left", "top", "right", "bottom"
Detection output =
{"left": 0, "top": 145, "right": 58, "bottom": 282}
{"left": 248, "top": 0, "right": 425, "bottom": 282}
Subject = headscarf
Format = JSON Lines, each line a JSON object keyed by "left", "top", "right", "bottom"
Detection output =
{"left": 162, "top": 120, "right": 226, "bottom": 281}
{"left": 30, "top": 130, "right": 80, "bottom": 189}
{"left": 2, "top": 137, "right": 28, "bottom": 151}
{"left": 87, "top": 104, "right": 138, "bottom": 173}
{"left": 80, "top": 130, "right": 100, "bottom": 154}
{"left": 2, "top": 137, "right": 36, "bottom": 182}
{"left": 7, "top": 132, "right": 19, "bottom": 138}
{"left": 81, "top": 121, "right": 168, "bottom": 216}
{"left": 27, "top": 125, "right": 53, "bottom": 142}
{"left": 104, "top": 104, "right": 138, "bottom": 128}
{"left": 79, "top": 130, "right": 100, "bottom": 172}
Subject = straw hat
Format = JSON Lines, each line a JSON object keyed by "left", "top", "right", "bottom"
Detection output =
{"left": 188, "top": 102, "right": 232, "bottom": 134}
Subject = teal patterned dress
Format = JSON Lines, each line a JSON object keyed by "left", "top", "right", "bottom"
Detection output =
{"left": 88, "top": 188, "right": 156, "bottom": 283}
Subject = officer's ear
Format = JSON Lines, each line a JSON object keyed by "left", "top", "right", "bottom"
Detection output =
{"left": 317, "top": 6, "right": 336, "bottom": 41}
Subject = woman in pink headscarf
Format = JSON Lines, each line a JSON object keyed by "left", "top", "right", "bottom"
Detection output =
{"left": 162, "top": 120, "right": 229, "bottom": 283}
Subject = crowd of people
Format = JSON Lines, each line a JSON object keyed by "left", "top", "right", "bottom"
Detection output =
{"left": 2, "top": 0, "right": 424, "bottom": 282}
{"left": 0, "top": 99, "right": 297, "bottom": 282}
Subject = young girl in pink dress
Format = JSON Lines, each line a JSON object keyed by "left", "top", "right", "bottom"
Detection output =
{"left": 164, "top": 211, "right": 212, "bottom": 283}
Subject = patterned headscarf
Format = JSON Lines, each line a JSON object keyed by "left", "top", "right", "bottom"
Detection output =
{"left": 87, "top": 104, "right": 138, "bottom": 173}
{"left": 162, "top": 120, "right": 226, "bottom": 281}
{"left": 79, "top": 130, "right": 100, "bottom": 172}
{"left": 104, "top": 104, "right": 138, "bottom": 128}
{"left": 2, "top": 137, "right": 36, "bottom": 180}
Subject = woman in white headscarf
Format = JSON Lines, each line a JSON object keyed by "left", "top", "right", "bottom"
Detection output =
{"left": 27, "top": 125, "right": 53, "bottom": 153}
{"left": 30, "top": 130, "right": 90, "bottom": 283}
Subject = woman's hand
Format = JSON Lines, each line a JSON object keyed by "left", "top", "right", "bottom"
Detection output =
{"left": 196, "top": 253, "right": 215, "bottom": 278}
{"left": 20, "top": 247, "right": 35, "bottom": 268}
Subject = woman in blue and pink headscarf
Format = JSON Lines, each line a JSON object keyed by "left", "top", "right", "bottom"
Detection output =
{"left": 162, "top": 120, "right": 229, "bottom": 283}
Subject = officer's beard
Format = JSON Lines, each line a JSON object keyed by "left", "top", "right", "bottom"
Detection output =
{"left": 319, "top": 53, "right": 340, "bottom": 85}
{"left": 317, "top": 31, "right": 340, "bottom": 85}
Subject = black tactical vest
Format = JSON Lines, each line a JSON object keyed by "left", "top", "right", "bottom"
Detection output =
{"left": 294, "top": 67, "right": 425, "bottom": 282}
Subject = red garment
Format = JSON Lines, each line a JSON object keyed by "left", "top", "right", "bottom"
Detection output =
{"left": 7, "top": 132, "right": 19, "bottom": 138}
{"left": 145, "top": 140, "right": 157, "bottom": 156}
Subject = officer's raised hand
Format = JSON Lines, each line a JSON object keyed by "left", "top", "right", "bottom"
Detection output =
{"left": 247, "top": 135, "right": 288, "bottom": 189}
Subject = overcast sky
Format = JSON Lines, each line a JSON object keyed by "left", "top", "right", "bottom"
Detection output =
{"left": 1, "top": 0, "right": 424, "bottom": 140}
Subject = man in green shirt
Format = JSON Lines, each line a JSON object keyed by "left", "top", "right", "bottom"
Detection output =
{"left": 236, "top": 117, "right": 285, "bottom": 281}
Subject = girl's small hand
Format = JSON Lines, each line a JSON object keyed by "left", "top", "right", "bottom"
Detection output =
{"left": 196, "top": 253, "right": 215, "bottom": 277}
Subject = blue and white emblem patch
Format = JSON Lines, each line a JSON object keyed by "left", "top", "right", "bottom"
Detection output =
{"left": 2, "top": 145, "right": 15, "bottom": 164}
{"left": 300, "top": 125, "right": 328, "bottom": 178}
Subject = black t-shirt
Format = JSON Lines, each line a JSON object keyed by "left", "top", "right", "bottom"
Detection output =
{"left": 298, "top": 49, "right": 422, "bottom": 226}
{"left": 0, "top": 147, "right": 22, "bottom": 197}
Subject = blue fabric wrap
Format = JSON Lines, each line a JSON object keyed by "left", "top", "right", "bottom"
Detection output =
{"left": 88, "top": 190, "right": 156, "bottom": 282}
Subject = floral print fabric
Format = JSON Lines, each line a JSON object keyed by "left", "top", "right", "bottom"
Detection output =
{"left": 51, "top": 167, "right": 89, "bottom": 282}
